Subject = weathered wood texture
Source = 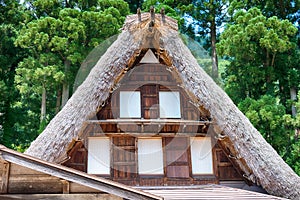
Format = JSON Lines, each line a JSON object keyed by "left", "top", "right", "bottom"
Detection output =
{"left": 25, "top": 13, "right": 300, "bottom": 199}
{"left": 0, "top": 161, "right": 10, "bottom": 194}
{"left": 144, "top": 185, "right": 288, "bottom": 200}
{"left": 0, "top": 146, "right": 162, "bottom": 200}
{"left": 96, "top": 64, "right": 209, "bottom": 122}
{"left": 0, "top": 194, "right": 122, "bottom": 200}
{"left": 63, "top": 140, "right": 87, "bottom": 172}
{"left": 1, "top": 161, "right": 100, "bottom": 194}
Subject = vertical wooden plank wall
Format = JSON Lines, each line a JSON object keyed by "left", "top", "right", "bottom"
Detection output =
{"left": 65, "top": 63, "right": 244, "bottom": 186}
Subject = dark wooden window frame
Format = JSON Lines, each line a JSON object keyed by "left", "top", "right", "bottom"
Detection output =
{"left": 87, "top": 136, "right": 217, "bottom": 180}
{"left": 118, "top": 85, "right": 182, "bottom": 120}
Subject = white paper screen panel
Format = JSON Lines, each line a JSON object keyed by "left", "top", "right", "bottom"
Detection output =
{"left": 87, "top": 137, "right": 110, "bottom": 174}
{"left": 190, "top": 137, "right": 213, "bottom": 174}
{"left": 120, "top": 91, "right": 141, "bottom": 118}
{"left": 138, "top": 138, "right": 164, "bottom": 174}
{"left": 159, "top": 91, "right": 181, "bottom": 118}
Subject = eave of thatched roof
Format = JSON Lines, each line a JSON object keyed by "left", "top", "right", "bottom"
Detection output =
{"left": 25, "top": 12, "right": 300, "bottom": 199}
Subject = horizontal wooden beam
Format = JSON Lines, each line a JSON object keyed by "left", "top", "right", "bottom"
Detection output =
{"left": 0, "top": 146, "right": 163, "bottom": 200}
{"left": 86, "top": 119, "right": 211, "bottom": 126}
{"left": 92, "top": 132, "right": 208, "bottom": 137}
{"left": 0, "top": 193, "right": 123, "bottom": 200}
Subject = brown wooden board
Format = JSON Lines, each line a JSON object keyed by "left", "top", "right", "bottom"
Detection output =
{"left": 112, "top": 137, "right": 137, "bottom": 182}
{"left": 0, "top": 146, "right": 163, "bottom": 200}
{"left": 0, "top": 194, "right": 122, "bottom": 200}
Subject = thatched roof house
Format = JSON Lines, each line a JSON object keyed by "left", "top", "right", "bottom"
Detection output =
{"left": 25, "top": 10, "right": 300, "bottom": 199}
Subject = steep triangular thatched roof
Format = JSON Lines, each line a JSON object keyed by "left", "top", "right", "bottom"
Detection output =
{"left": 25, "top": 12, "right": 300, "bottom": 199}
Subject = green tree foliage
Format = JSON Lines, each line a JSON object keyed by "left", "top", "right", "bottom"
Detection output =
{"left": 229, "top": 0, "right": 300, "bottom": 22}
{"left": 238, "top": 94, "right": 300, "bottom": 175}
{"left": 238, "top": 95, "right": 289, "bottom": 152}
{"left": 217, "top": 7, "right": 297, "bottom": 101}
{"left": 218, "top": 4, "right": 299, "bottom": 175}
{"left": 0, "top": 0, "right": 29, "bottom": 149}
{"left": 2, "top": 0, "right": 129, "bottom": 151}
{"left": 124, "top": 0, "right": 143, "bottom": 13}
{"left": 182, "top": 0, "right": 230, "bottom": 80}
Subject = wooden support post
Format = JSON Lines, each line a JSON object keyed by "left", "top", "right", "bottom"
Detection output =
{"left": 0, "top": 161, "right": 10, "bottom": 194}
{"left": 61, "top": 180, "right": 70, "bottom": 194}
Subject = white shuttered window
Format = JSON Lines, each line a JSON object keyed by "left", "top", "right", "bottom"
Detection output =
{"left": 138, "top": 138, "right": 164, "bottom": 174}
{"left": 120, "top": 91, "right": 141, "bottom": 118}
{"left": 190, "top": 137, "right": 213, "bottom": 174}
{"left": 87, "top": 137, "right": 110, "bottom": 174}
{"left": 159, "top": 92, "right": 181, "bottom": 118}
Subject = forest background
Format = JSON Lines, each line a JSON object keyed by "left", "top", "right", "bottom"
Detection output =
{"left": 0, "top": 0, "right": 299, "bottom": 175}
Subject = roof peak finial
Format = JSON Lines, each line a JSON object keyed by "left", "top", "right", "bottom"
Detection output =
{"left": 161, "top": 7, "right": 165, "bottom": 24}
{"left": 137, "top": 8, "right": 141, "bottom": 23}
{"left": 150, "top": 6, "right": 155, "bottom": 23}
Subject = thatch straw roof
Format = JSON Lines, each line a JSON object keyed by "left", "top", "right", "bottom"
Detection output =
{"left": 25, "top": 12, "right": 300, "bottom": 199}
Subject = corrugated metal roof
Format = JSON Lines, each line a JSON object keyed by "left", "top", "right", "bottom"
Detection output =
{"left": 144, "top": 185, "right": 287, "bottom": 200}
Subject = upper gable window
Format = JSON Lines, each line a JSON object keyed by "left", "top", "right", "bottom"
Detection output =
{"left": 159, "top": 91, "right": 181, "bottom": 118}
{"left": 120, "top": 91, "right": 141, "bottom": 118}
{"left": 140, "top": 49, "right": 159, "bottom": 64}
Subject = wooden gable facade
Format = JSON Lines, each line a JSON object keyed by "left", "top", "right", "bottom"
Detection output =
{"left": 62, "top": 50, "right": 245, "bottom": 187}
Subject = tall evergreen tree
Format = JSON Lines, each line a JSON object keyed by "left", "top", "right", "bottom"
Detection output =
{"left": 0, "top": 0, "right": 29, "bottom": 149}
{"left": 182, "top": 0, "right": 230, "bottom": 81}
{"left": 12, "top": 0, "right": 129, "bottom": 150}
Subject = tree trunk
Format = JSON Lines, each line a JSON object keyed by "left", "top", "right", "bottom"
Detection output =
{"left": 40, "top": 86, "right": 46, "bottom": 122}
{"left": 210, "top": 8, "right": 218, "bottom": 80}
{"left": 62, "top": 83, "right": 69, "bottom": 108}
{"left": 264, "top": 50, "right": 273, "bottom": 93}
{"left": 55, "top": 88, "right": 62, "bottom": 114}
{"left": 290, "top": 87, "right": 297, "bottom": 117}
{"left": 61, "top": 60, "right": 71, "bottom": 108}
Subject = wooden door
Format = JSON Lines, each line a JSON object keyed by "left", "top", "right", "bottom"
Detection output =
{"left": 112, "top": 137, "right": 137, "bottom": 182}
{"left": 164, "top": 137, "right": 191, "bottom": 179}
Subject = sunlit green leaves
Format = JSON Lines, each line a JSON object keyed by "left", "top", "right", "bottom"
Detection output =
{"left": 218, "top": 7, "right": 297, "bottom": 59}
{"left": 12, "top": 0, "right": 129, "bottom": 140}
{"left": 15, "top": 55, "right": 63, "bottom": 94}
{"left": 239, "top": 95, "right": 289, "bottom": 150}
